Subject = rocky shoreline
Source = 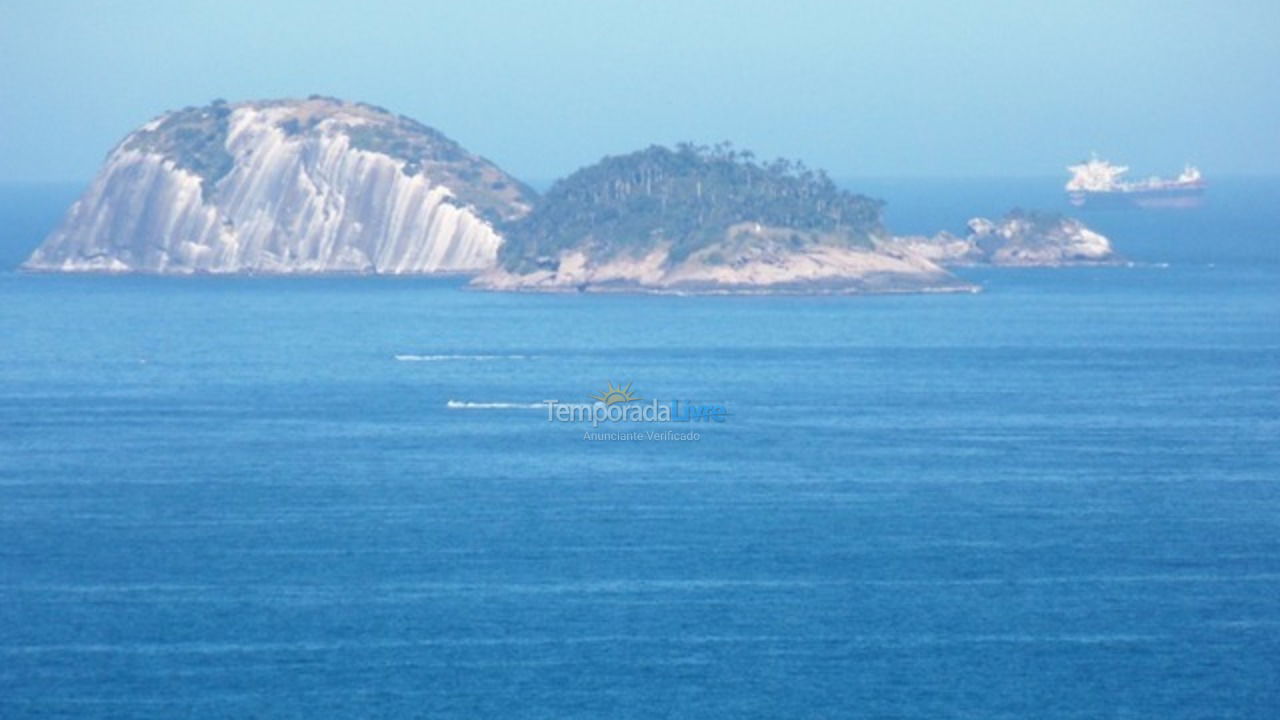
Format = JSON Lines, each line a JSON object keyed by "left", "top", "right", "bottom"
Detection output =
{"left": 473, "top": 211, "right": 1117, "bottom": 295}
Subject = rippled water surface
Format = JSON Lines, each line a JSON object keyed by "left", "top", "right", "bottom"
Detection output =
{"left": 1, "top": 181, "right": 1278, "bottom": 717}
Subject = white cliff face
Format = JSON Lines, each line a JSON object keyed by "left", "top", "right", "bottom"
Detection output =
{"left": 24, "top": 100, "right": 531, "bottom": 274}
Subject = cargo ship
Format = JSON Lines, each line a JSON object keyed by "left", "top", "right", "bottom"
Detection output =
{"left": 1066, "top": 155, "right": 1205, "bottom": 208}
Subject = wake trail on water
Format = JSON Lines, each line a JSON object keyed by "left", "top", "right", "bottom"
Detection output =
{"left": 396, "top": 354, "right": 534, "bottom": 361}
{"left": 446, "top": 400, "right": 550, "bottom": 410}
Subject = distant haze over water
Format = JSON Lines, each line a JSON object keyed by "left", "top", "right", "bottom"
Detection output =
{"left": 2, "top": 2, "right": 1279, "bottom": 180}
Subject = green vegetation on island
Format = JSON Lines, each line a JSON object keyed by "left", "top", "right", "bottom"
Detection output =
{"left": 124, "top": 99, "right": 234, "bottom": 200}
{"left": 497, "top": 143, "right": 885, "bottom": 271}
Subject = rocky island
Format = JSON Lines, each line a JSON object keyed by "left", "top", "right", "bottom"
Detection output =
{"left": 474, "top": 144, "right": 1117, "bottom": 294}
{"left": 884, "top": 209, "right": 1117, "bottom": 267}
{"left": 23, "top": 97, "right": 534, "bottom": 274}
{"left": 23, "top": 98, "right": 1117, "bottom": 293}
{"left": 473, "top": 144, "right": 974, "bottom": 294}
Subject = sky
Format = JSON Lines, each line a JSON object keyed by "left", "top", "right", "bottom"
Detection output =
{"left": 1, "top": 0, "right": 1277, "bottom": 183}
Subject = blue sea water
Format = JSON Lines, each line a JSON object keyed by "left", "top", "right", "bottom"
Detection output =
{"left": 1, "top": 180, "right": 1278, "bottom": 718}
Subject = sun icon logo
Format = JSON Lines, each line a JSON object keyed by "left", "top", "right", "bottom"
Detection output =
{"left": 591, "top": 381, "right": 640, "bottom": 405}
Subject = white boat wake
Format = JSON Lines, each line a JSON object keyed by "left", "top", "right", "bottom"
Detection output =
{"left": 395, "top": 354, "right": 533, "bottom": 362}
{"left": 446, "top": 400, "right": 550, "bottom": 410}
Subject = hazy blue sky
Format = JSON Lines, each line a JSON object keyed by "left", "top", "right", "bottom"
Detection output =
{"left": 1, "top": 0, "right": 1277, "bottom": 182}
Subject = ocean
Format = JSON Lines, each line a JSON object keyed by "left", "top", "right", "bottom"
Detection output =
{"left": 1, "top": 179, "right": 1278, "bottom": 718}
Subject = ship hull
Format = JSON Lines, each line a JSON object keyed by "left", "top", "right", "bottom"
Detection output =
{"left": 1068, "top": 186, "right": 1205, "bottom": 209}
